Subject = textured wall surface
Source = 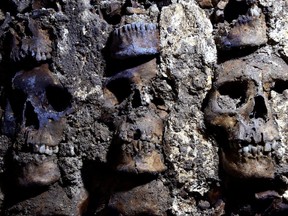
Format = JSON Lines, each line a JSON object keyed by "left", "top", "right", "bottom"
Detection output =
{"left": 0, "top": 0, "right": 287, "bottom": 215}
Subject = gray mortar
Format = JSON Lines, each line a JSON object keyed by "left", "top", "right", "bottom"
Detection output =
{"left": 0, "top": 0, "right": 287, "bottom": 215}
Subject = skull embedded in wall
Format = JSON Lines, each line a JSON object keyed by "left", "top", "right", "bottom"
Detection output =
{"left": 111, "top": 111, "right": 166, "bottom": 174}
{"left": 204, "top": 52, "right": 288, "bottom": 179}
{"left": 104, "top": 22, "right": 166, "bottom": 174}
{"left": 213, "top": 0, "right": 267, "bottom": 50}
{"left": 3, "top": 64, "right": 71, "bottom": 187}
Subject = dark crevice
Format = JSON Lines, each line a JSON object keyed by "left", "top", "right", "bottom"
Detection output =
{"left": 24, "top": 101, "right": 39, "bottom": 129}
{"left": 133, "top": 129, "right": 141, "bottom": 140}
{"left": 132, "top": 89, "right": 142, "bottom": 108}
{"left": 8, "top": 89, "right": 26, "bottom": 123}
{"left": 272, "top": 80, "right": 288, "bottom": 94}
{"left": 217, "top": 47, "right": 260, "bottom": 64}
{"left": 224, "top": 0, "right": 249, "bottom": 23}
{"left": 152, "top": 97, "right": 165, "bottom": 106}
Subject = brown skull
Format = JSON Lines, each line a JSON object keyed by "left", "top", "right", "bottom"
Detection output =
{"left": 5, "top": 64, "right": 71, "bottom": 186}
{"left": 104, "top": 22, "right": 166, "bottom": 174}
{"left": 204, "top": 52, "right": 288, "bottom": 179}
{"left": 111, "top": 111, "right": 166, "bottom": 174}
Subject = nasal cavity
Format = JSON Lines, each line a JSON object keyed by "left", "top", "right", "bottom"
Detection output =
{"left": 132, "top": 89, "right": 142, "bottom": 108}
{"left": 250, "top": 96, "right": 267, "bottom": 120}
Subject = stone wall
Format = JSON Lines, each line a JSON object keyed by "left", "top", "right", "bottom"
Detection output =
{"left": 0, "top": 0, "right": 287, "bottom": 215}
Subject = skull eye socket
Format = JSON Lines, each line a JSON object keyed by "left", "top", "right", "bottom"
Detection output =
{"left": 105, "top": 78, "right": 133, "bottom": 104}
{"left": 46, "top": 86, "right": 72, "bottom": 112}
{"left": 217, "top": 81, "right": 247, "bottom": 108}
{"left": 271, "top": 80, "right": 288, "bottom": 94}
{"left": 8, "top": 89, "right": 27, "bottom": 122}
{"left": 224, "top": 0, "right": 249, "bottom": 23}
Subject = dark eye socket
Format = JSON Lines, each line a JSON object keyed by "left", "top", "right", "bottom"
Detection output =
{"left": 9, "top": 89, "right": 27, "bottom": 120}
{"left": 46, "top": 86, "right": 72, "bottom": 112}
{"left": 271, "top": 80, "right": 288, "bottom": 94}
{"left": 218, "top": 81, "right": 247, "bottom": 101}
{"left": 224, "top": 0, "right": 249, "bottom": 23}
{"left": 105, "top": 78, "right": 133, "bottom": 104}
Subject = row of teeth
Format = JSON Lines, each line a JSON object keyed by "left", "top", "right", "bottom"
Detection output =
{"left": 113, "top": 23, "right": 158, "bottom": 36}
{"left": 247, "top": 5, "right": 261, "bottom": 17}
{"left": 238, "top": 142, "right": 278, "bottom": 156}
{"left": 30, "top": 144, "right": 59, "bottom": 155}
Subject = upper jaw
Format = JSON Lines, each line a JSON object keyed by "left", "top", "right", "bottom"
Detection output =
{"left": 214, "top": 2, "right": 267, "bottom": 49}
{"left": 228, "top": 140, "right": 280, "bottom": 158}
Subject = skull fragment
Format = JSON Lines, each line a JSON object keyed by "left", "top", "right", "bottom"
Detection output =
{"left": 213, "top": 0, "right": 267, "bottom": 50}
{"left": 3, "top": 64, "right": 71, "bottom": 187}
{"left": 204, "top": 52, "right": 288, "bottom": 179}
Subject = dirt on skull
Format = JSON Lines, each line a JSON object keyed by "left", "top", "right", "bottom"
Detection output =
{"left": 204, "top": 52, "right": 288, "bottom": 179}
{"left": 3, "top": 64, "right": 72, "bottom": 187}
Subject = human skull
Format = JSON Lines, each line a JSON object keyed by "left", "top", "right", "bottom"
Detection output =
{"left": 104, "top": 22, "right": 166, "bottom": 174}
{"left": 110, "top": 111, "right": 166, "bottom": 174}
{"left": 4, "top": 64, "right": 71, "bottom": 186}
{"left": 204, "top": 52, "right": 288, "bottom": 179}
{"left": 104, "top": 59, "right": 167, "bottom": 174}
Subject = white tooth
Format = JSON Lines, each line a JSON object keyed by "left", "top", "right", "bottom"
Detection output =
{"left": 45, "top": 147, "right": 53, "bottom": 156}
{"left": 135, "top": 23, "right": 141, "bottom": 30}
{"left": 251, "top": 146, "right": 257, "bottom": 155}
{"left": 146, "top": 23, "right": 153, "bottom": 30}
{"left": 271, "top": 142, "right": 278, "bottom": 150}
{"left": 248, "top": 145, "right": 252, "bottom": 152}
{"left": 238, "top": 149, "right": 243, "bottom": 153}
{"left": 54, "top": 146, "right": 59, "bottom": 153}
{"left": 39, "top": 145, "right": 45, "bottom": 154}
{"left": 249, "top": 6, "right": 261, "bottom": 17}
{"left": 243, "top": 146, "right": 249, "bottom": 153}
{"left": 258, "top": 146, "right": 263, "bottom": 153}
{"left": 140, "top": 24, "right": 145, "bottom": 31}
{"left": 264, "top": 143, "right": 272, "bottom": 152}
{"left": 131, "top": 23, "right": 136, "bottom": 30}
{"left": 33, "top": 144, "right": 39, "bottom": 152}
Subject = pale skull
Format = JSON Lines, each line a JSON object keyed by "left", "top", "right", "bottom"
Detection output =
{"left": 5, "top": 64, "right": 71, "bottom": 186}
{"left": 204, "top": 52, "right": 288, "bottom": 179}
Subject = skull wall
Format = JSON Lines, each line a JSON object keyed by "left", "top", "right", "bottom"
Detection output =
{"left": 0, "top": 0, "right": 287, "bottom": 215}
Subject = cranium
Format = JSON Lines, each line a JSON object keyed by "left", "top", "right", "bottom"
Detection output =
{"left": 204, "top": 52, "right": 288, "bottom": 179}
{"left": 3, "top": 64, "right": 71, "bottom": 186}
{"left": 104, "top": 22, "right": 166, "bottom": 174}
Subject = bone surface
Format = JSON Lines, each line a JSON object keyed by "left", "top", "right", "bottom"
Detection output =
{"left": 204, "top": 51, "right": 288, "bottom": 178}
